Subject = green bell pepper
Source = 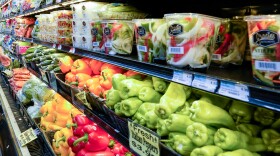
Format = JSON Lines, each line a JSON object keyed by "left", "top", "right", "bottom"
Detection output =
{"left": 144, "top": 110, "right": 159, "bottom": 129}
{"left": 132, "top": 103, "right": 156, "bottom": 126}
{"left": 138, "top": 87, "right": 162, "bottom": 103}
{"left": 218, "top": 149, "right": 260, "bottom": 156}
{"left": 254, "top": 107, "right": 275, "bottom": 126}
{"left": 119, "top": 79, "right": 153, "bottom": 99}
{"left": 155, "top": 82, "right": 188, "bottom": 119}
{"left": 165, "top": 114, "right": 194, "bottom": 133}
{"left": 190, "top": 145, "right": 223, "bottom": 156}
{"left": 114, "top": 102, "right": 124, "bottom": 116}
{"left": 105, "top": 89, "right": 122, "bottom": 107}
{"left": 152, "top": 77, "right": 168, "bottom": 93}
{"left": 161, "top": 132, "right": 183, "bottom": 148}
{"left": 261, "top": 129, "right": 280, "bottom": 153}
{"left": 229, "top": 100, "right": 254, "bottom": 124}
{"left": 236, "top": 123, "right": 262, "bottom": 137}
{"left": 187, "top": 97, "right": 197, "bottom": 105}
{"left": 120, "top": 97, "right": 143, "bottom": 117}
{"left": 156, "top": 119, "right": 169, "bottom": 136}
{"left": 189, "top": 100, "right": 236, "bottom": 130}
{"left": 186, "top": 122, "right": 216, "bottom": 146}
{"left": 214, "top": 128, "right": 267, "bottom": 152}
{"left": 272, "top": 118, "right": 280, "bottom": 130}
{"left": 175, "top": 101, "right": 191, "bottom": 116}
{"left": 112, "top": 74, "right": 126, "bottom": 90}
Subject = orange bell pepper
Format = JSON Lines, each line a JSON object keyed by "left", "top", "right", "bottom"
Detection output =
{"left": 53, "top": 127, "right": 73, "bottom": 148}
{"left": 65, "top": 72, "right": 76, "bottom": 84}
{"left": 71, "top": 59, "right": 92, "bottom": 75}
{"left": 100, "top": 73, "right": 112, "bottom": 90}
{"left": 101, "top": 63, "right": 123, "bottom": 74}
{"left": 71, "top": 73, "right": 92, "bottom": 88}
{"left": 59, "top": 56, "right": 74, "bottom": 73}
{"left": 85, "top": 76, "right": 100, "bottom": 90}
{"left": 56, "top": 100, "right": 73, "bottom": 115}
{"left": 81, "top": 57, "right": 92, "bottom": 65}
{"left": 89, "top": 84, "right": 104, "bottom": 97}
{"left": 89, "top": 59, "right": 104, "bottom": 75}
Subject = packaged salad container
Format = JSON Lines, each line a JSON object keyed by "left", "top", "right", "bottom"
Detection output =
{"left": 133, "top": 19, "right": 167, "bottom": 63}
{"left": 101, "top": 20, "right": 134, "bottom": 55}
{"left": 80, "top": 2, "right": 107, "bottom": 20}
{"left": 91, "top": 20, "right": 103, "bottom": 52}
{"left": 212, "top": 17, "right": 248, "bottom": 67}
{"left": 244, "top": 15, "right": 280, "bottom": 87}
{"left": 164, "top": 13, "right": 221, "bottom": 70}
{"left": 70, "top": 3, "right": 82, "bottom": 20}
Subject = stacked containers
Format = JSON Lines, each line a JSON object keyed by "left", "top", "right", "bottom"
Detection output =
{"left": 56, "top": 10, "right": 73, "bottom": 45}
{"left": 164, "top": 13, "right": 221, "bottom": 70}
{"left": 244, "top": 15, "right": 280, "bottom": 87}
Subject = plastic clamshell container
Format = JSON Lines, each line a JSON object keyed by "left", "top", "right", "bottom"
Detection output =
{"left": 57, "top": 20, "right": 72, "bottom": 29}
{"left": 133, "top": 18, "right": 167, "bottom": 63}
{"left": 70, "top": 3, "right": 83, "bottom": 20}
{"left": 101, "top": 20, "right": 134, "bottom": 55}
{"left": 57, "top": 37, "right": 72, "bottom": 45}
{"left": 244, "top": 15, "right": 280, "bottom": 87}
{"left": 91, "top": 20, "right": 103, "bottom": 52}
{"left": 164, "top": 13, "right": 221, "bottom": 70}
{"left": 80, "top": 2, "right": 108, "bottom": 20}
{"left": 80, "top": 35, "right": 93, "bottom": 51}
{"left": 212, "top": 17, "right": 248, "bottom": 67}
{"left": 57, "top": 29, "right": 72, "bottom": 37}
{"left": 72, "top": 35, "right": 82, "bottom": 48}
{"left": 72, "top": 20, "right": 82, "bottom": 35}
{"left": 81, "top": 20, "right": 91, "bottom": 35}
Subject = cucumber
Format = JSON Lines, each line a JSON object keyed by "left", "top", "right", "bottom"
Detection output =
{"left": 40, "top": 60, "right": 53, "bottom": 66}
{"left": 45, "top": 65, "right": 59, "bottom": 71}
{"left": 51, "top": 66, "right": 61, "bottom": 73}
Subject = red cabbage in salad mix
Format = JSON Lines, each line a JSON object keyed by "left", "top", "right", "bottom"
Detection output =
{"left": 244, "top": 15, "right": 280, "bottom": 87}
{"left": 212, "top": 17, "right": 248, "bottom": 67}
{"left": 133, "top": 19, "right": 167, "bottom": 63}
{"left": 164, "top": 13, "right": 221, "bottom": 70}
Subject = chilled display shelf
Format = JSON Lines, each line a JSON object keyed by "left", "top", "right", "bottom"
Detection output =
{"left": 11, "top": 36, "right": 280, "bottom": 112}
{"left": 0, "top": 0, "right": 11, "bottom": 8}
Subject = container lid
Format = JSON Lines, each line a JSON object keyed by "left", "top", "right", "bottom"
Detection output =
{"left": 164, "top": 13, "right": 222, "bottom": 21}
{"left": 132, "top": 18, "right": 163, "bottom": 22}
{"left": 244, "top": 15, "right": 280, "bottom": 21}
{"left": 101, "top": 19, "right": 133, "bottom": 23}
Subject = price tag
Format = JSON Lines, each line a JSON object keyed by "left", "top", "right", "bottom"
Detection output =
{"left": 128, "top": 120, "right": 160, "bottom": 156}
{"left": 105, "top": 42, "right": 112, "bottom": 48}
{"left": 52, "top": 44, "right": 56, "bottom": 48}
{"left": 31, "top": 38, "right": 34, "bottom": 43}
{"left": 92, "top": 42, "right": 99, "bottom": 47}
{"left": 172, "top": 70, "right": 193, "bottom": 86}
{"left": 58, "top": 44, "right": 62, "bottom": 50}
{"left": 69, "top": 47, "right": 75, "bottom": 53}
{"left": 21, "top": 57, "right": 27, "bottom": 67}
{"left": 192, "top": 75, "right": 218, "bottom": 92}
{"left": 17, "top": 128, "right": 38, "bottom": 147}
{"left": 218, "top": 81, "right": 249, "bottom": 102}
{"left": 40, "top": 69, "right": 48, "bottom": 83}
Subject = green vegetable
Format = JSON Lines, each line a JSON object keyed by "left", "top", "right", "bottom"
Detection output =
{"left": 253, "top": 66, "right": 274, "bottom": 86}
{"left": 51, "top": 66, "right": 61, "bottom": 72}
{"left": 261, "top": 129, "right": 280, "bottom": 153}
{"left": 112, "top": 74, "right": 126, "bottom": 90}
{"left": 144, "top": 109, "right": 159, "bottom": 129}
{"left": 39, "top": 60, "right": 53, "bottom": 66}
{"left": 175, "top": 101, "right": 191, "bottom": 116}
{"left": 165, "top": 114, "right": 194, "bottom": 133}
{"left": 152, "top": 77, "right": 168, "bottom": 93}
{"left": 106, "top": 89, "right": 122, "bottom": 107}
{"left": 214, "top": 128, "right": 267, "bottom": 152}
{"left": 138, "top": 87, "right": 162, "bottom": 103}
{"left": 229, "top": 100, "right": 254, "bottom": 124}
{"left": 114, "top": 102, "right": 123, "bottom": 116}
{"left": 189, "top": 100, "right": 236, "bottom": 129}
{"left": 32, "top": 86, "right": 56, "bottom": 105}
{"left": 218, "top": 149, "right": 260, "bottom": 156}
{"left": 186, "top": 122, "right": 216, "bottom": 146}
{"left": 190, "top": 145, "right": 223, "bottom": 156}
{"left": 155, "top": 82, "right": 189, "bottom": 119}
{"left": 254, "top": 107, "right": 275, "bottom": 126}
{"left": 156, "top": 119, "right": 169, "bottom": 136}
{"left": 272, "top": 118, "right": 280, "bottom": 130}
{"left": 132, "top": 103, "right": 156, "bottom": 126}
{"left": 119, "top": 79, "right": 152, "bottom": 99}
{"left": 120, "top": 97, "right": 143, "bottom": 117}
{"left": 22, "top": 76, "right": 45, "bottom": 99}
{"left": 236, "top": 123, "right": 262, "bottom": 137}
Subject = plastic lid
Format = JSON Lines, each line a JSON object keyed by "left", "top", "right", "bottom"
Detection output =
{"left": 164, "top": 13, "right": 222, "bottom": 21}
{"left": 101, "top": 19, "right": 133, "bottom": 23}
{"left": 132, "top": 18, "right": 163, "bottom": 22}
{"left": 244, "top": 15, "right": 280, "bottom": 21}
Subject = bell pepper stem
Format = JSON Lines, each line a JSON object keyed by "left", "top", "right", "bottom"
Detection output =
{"left": 73, "top": 133, "right": 88, "bottom": 146}
{"left": 271, "top": 138, "right": 280, "bottom": 144}
{"left": 66, "top": 123, "right": 77, "bottom": 129}
{"left": 161, "top": 139, "right": 173, "bottom": 143}
{"left": 69, "top": 82, "right": 79, "bottom": 86}
{"left": 56, "top": 136, "right": 66, "bottom": 148}
{"left": 236, "top": 116, "right": 241, "bottom": 124}
{"left": 102, "top": 72, "right": 106, "bottom": 80}
{"left": 108, "top": 139, "right": 115, "bottom": 148}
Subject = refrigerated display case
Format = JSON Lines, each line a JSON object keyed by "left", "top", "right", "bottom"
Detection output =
{"left": 0, "top": 0, "right": 280, "bottom": 156}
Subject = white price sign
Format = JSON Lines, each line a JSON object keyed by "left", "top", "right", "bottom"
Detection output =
{"left": 218, "top": 81, "right": 249, "bottom": 102}
{"left": 172, "top": 71, "right": 193, "bottom": 86}
{"left": 52, "top": 44, "right": 56, "bottom": 48}
{"left": 105, "top": 42, "right": 112, "bottom": 48}
{"left": 128, "top": 120, "right": 160, "bottom": 156}
{"left": 192, "top": 75, "right": 218, "bottom": 92}
{"left": 58, "top": 44, "right": 62, "bottom": 50}
{"left": 17, "top": 128, "right": 38, "bottom": 147}
{"left": 69, "top": 47, "right": 75, "bottom": 53}
{"left": 31, "top": 38, "right": 34, "bottom": 43}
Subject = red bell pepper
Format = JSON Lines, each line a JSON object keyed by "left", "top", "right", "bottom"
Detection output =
{"left": 276, "top": 44, "right": 280, "bottom": 61}
{"left": 89, "top": 59, "right": 104, "bottom": 75}
{"left": 66, "top": 114, "right": 94, "bottom": 137}
{"left": 77, "top": 149, "right": 114, "bottom": 156}
{"left": 68, "top": 136, "right": 86, "bottom": 153}
{"left": 214, "top": 33, "right": 233, "bottom": 56}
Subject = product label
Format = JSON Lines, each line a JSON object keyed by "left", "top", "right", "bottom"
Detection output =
{"left": 105, "top": 42, "right": 112, "bottom": 48}
{"left": 192, "top": 75, "right": 218, "bottom": 92}
{"left": 128, "top": 120, "right": 160, "bottom": 156}
{"left": 172, "top": 70, "right": 193, "bottom": 86}
{"left": 168, "top": 24, "right": 183, "bottom": 36}
{"left": 58, "top": 44, "right": 62, "bottom": 50}
{"left": 137, "top": 45, "right": 147, "bottom": 52}
{"left": 212, "top": 54, "right": 221, "bottom": 61}
{"left": 252, "top": 47, "right": 275, "bottom": 60}
{"left": 218, "top": 81, "right": 249, "bottom": 102}
{"left": 137, "top": 26, "right": 146, "bottom": 37}
{"left": 103, "top": 27, "right": 111, "bottom": 36}
{"left": 69, "top": 47, "right": 75, "bottom": 53}
{"left": 52, "top": 44, "right": 56, "bottom": 48}
{"left": 252, "top": 30, "right": 279, "bottom": 47}
{"left": 255, "top": 60, "right": 280, "bottom": 72}
{"left": 168, "top": 46, "right": 184, "bottom": 54}
{"left": 92, "top": 42, "right": 99, "bottom": 47}
{"left": 17, "top": 128, "right": 38, "bottom": 147}
{"left": 91, "top": 28, "right": 98, "bottom": 36}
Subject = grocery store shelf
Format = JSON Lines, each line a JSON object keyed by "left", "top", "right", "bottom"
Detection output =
{"left": 0, "top": 0, "right": 11, "bottom": 8}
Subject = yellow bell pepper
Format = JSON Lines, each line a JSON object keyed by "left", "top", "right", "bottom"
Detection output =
{"left": 56, "top": 100, "right": 73, "bottom": 115}
{"left": 54, "top": 127, "right": 73, "bottom": 148}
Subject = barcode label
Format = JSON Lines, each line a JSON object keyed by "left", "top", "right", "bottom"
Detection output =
{"left": 69, "top": 48, "right": 75, "bottom": 53}
{"left": 105, "top": 42, "right": 112, "bottom": 48}
{"left": 172, "top": 71, "right": 193, "bottom": 86}
{"left": 192, "top": 75, "right": 218, "bottom": 92}
{"left": 255, "top": 61, "right": 280, "bottom": 72}
{"left": 93, "top": 42, "right": 99, "bottom": 47}
{"left": 168, "top": 47, "right": 184, "bottom": 54}
{"left": 137, "top": 45, "right": 147, "bottom": 52}
{"left": 218, "top": 81, "right": 249, "bottom": 102}
{"left": 212, "top": 54, "right": 221, "bottom": 61}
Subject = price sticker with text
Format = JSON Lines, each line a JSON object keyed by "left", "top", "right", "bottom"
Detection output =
{"left": 128, "top": 120, "right": 160, "bottom": 156}
{"left": 58, "top": 44, "right": 62, "bottom": 50}
{"left": 172, "top": 71, "right": 193, "bottom": 86}
{"left": 40, "top": 69, "right": 48, "bottom": 83}
{"left": 218, "top": 81, "right": 249, "bottom": 102}
{"left": 192, "top": 75, "right": 218, "bottom": 92}
{"left": 69, "top": 47, "right": 75, "bottom": 53}
{"left": 52, "top": 44, "right": 56, "bottom": 48}
{"left": 17, "top": 128, "right": 38, "bottom": 147}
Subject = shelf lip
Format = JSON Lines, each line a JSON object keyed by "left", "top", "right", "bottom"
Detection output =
{"left": 0, "top": 0, "right": 11, "bottom": 8}
{"left": 9, "top": 35, "right": 280, "bottom": 110}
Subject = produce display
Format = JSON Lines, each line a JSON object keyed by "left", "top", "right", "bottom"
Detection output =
{"left": 164, "top": 13, "right": 221, "bottom": 69}
{"left": 245, "top": 15, "right": 280, "bottom": 87}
